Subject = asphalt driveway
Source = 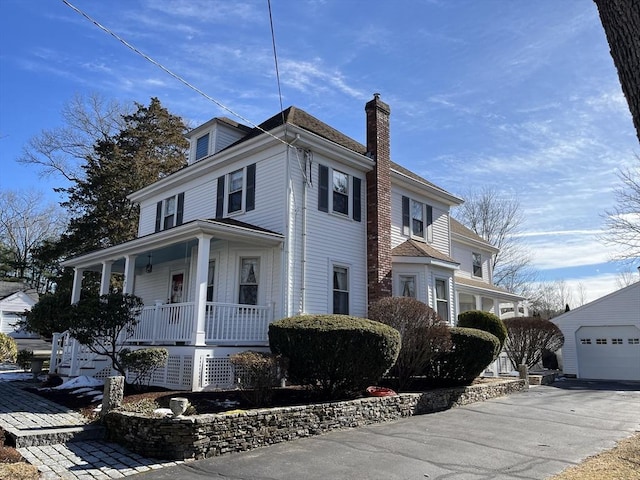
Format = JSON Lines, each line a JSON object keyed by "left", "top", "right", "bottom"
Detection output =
{"left": 133, "top": 379, "right": 640, "bottom": 480}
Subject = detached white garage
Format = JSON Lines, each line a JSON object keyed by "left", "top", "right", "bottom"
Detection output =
{"left": 552, "top": 282, "right": 640, "bottom": 381}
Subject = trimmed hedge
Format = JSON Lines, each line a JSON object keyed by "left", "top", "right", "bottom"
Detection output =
{"left": 269, "top": 314, "right": 401, "bottom": 399}
{"left": 457, "top": 310, "right": 507, "bottom": 355}
{"left": 425, "top": 327, "right": 499, "bottom": 387}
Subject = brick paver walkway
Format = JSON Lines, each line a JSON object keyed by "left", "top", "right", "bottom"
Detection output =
{"left": 0, "top": 377, "right": 186, "bottom": 479}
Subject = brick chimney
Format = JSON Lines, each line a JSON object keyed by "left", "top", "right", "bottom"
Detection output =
{"left": 365, "top": 93, "right": 392, "bottom": 306}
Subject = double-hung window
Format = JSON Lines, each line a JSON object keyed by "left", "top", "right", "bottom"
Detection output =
{"left": 215, "top": 164, "right": 256, "bottom": 218}
{"left": 402, "top": 196, "right": 433, "bottom": 241}
{"left": 318, "top": 164, "right": 362, "bottom": 221}
{"left": 239, "top": 257, "right": 259, "bottom": 305}
{"left": 435, "top": 279, "right": 449, "bottom": 322}
{"left": 154, "top": 193, "right": 185, "bottom": 232}
{"left": 333, "top": 265, "right": 349, "bottom": 314}
{"left": 472, "top": 253, "right": 483, "bottom": 277}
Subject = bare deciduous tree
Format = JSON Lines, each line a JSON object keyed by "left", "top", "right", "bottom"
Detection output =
{"left": 602, "top": 159, "right": 640, "bottom": 262}
{"left": 503, "top": 317, "right": 564, "bottom": 369}
{"left": 17, "top": 93, "right": 128, "bottom": 183}
{"left": 0, "top": 189, "right": 65, "bottom": 286}
{"left": 454, "top": 187, "right": 536, "bottom": 296}
{"left": 528, "top": 280, "right": 574, "bottom": 319}
{"left": 594, "top": 0, "right": 640, "bottom": 144}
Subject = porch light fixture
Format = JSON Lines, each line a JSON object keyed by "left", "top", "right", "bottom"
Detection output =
{"left": 146, "top": 254, "right": 153, "bottom": 273}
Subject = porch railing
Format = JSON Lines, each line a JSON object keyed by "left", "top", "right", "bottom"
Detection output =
{"left": 127, "top": 301, "right": 273, "bottom": 345}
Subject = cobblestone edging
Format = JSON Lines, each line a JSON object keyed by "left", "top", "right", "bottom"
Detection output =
{"left": 104, "top": 379, "right": 526, "bottom": 460}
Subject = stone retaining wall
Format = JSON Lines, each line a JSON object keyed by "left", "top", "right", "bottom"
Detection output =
{"left": 104, "top": 379, "right": 526, "bottom": 460}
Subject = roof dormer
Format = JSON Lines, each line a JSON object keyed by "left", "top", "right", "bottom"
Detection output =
{"left": 186, "top": 117, "right": 252, "bottom": 164}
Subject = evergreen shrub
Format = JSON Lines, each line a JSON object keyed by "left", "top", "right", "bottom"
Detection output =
{"left": 457, "top": 310, "right": 507, "bottom": 356}
{"left": 425, "top": 327, "right": 499, "bottom": 387}
{"left": 269, "top": 314, "right": 401, "bottom": 399}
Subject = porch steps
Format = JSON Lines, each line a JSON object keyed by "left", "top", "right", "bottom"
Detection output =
{"left": 0, "top": 381, "right": 105, "bottom": 448}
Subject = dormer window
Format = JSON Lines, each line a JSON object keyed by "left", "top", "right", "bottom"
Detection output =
{"left": 402, "top": 196, "right": 433, "bottom": 242}
{"left": 472, "top": 252, "right": 482, "bottom": 277}
{"left": 195, "top": 133, "right": 209, "bottom": 161}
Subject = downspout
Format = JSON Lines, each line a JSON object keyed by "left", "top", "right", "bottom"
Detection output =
{"left": 300, "top": 148, "right": 310, "bottom": 314}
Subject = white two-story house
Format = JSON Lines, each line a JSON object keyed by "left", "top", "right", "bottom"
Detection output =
{"left": 53, "top": 94, "right": 526, "bottom": 390}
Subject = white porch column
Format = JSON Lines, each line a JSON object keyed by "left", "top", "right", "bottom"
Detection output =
{"left": 193, "top": 234, "right": 212, "bottom": 346}
{"left": 123, "top": 255, "right": 137, "bottom": 295}
{"left": 100, "top": 261, "right": 113, "bottom": 295}
{"left": 71, "top": 268, "right": 85, "bottom": 304}
{"left": 474, "top": 294, "right": 482, "bottom": 311}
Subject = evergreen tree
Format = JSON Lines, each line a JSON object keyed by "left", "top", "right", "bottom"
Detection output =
{"left": 60, "top": 97, "right": 189, "bottom": 255}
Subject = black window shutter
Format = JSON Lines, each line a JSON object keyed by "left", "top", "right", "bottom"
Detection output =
{"left": 216, "top": 176, "right": 225, "bottom": 219}
{"left": 352, "top": 177, "right": 361, "bottom": 222}
{"left": 176, "top": 192, "right": 185, "bottom": 226}
{"left": 246, "top": 163, "right": 256, "bottom": 211}
{"left": 427, "top": 205, "right": 433, "bottom": 227}
{"left": 318, "top": 164, "right": 329, "bottom": 212}
{"left": 155, "top": 201, "right": 162, "bottom": 232}
{"left": 402, "top": 196, "right": 410, "bottom": 234}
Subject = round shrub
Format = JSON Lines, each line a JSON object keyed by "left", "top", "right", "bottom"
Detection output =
{"left": 0, "top": 333, "right": 18, "bottom": 363}
{"left": 457, "top": 310, "right": 507, "bottom": 355}
{"left": 269, "top": 314, "right": 401, "bottom": 399}
{"left": 368, "top": 297, "right": 451, "bottom": 390}
{"left": 424, "top": 327, "right": 499, "bottom": 387}
{"left": 503, "top": 316, "right": 565, "bottom": 369}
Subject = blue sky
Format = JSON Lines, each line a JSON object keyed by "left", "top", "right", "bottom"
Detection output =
{"left": 1, "top": 0, "right": 638, "bottom": 303}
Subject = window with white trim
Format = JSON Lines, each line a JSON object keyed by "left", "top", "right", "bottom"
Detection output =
{"left": 155, "top": 193, "right": 184, "bottom": 232}
{"left": 399, "top": 275, "right": 416, "bottom": 298}
{"left": 629, "top": 338, "right": 640, "bottom": 345}
{"left": 333, "top": 265, "right": 349, "bottom": 314}
{"left": 435, "top": 278, "right": 449, "bottom": 321}
{"left": 402, "top": 196, "right": 433, "bottom": 241}
{"left": 238, "top": 257, "right": 259, "bottom": 305}
{"left": 580, "top": 338, "right": 592, "bottom": 345}
{"left": 317, "top": 164, "right": 362, "bottom": 221}
{"left": 206, "top": 260, "right": 215, "bottom": 302}
{"left": 195, "top": 133, "right": 209, "bottom": 161}
{"left": 596, "top": 338, "right": 607, "bottom": 345}
{"left": 215, "top": 164, "right": 256, "bottom": 218}
{"left": 472, "top": 252, "right": 482, "bottom": 277}
{"left": 612, "top": 338, "right": 623, "bottom": 345}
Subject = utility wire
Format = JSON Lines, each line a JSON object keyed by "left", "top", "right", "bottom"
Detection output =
{"left": 267, "top": 0, "right": 286, "bottom": 129}
{"left": 61, "top": 0, "right": 291, "bottom": 147}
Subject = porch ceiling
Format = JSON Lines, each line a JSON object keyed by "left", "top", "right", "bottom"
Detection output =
{"left": 61, "top": 218, "right": 284, "bottom": 272}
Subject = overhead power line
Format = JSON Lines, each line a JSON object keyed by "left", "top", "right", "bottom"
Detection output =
{"left": 60, "top": 0, "right": 291, "bottom": 147}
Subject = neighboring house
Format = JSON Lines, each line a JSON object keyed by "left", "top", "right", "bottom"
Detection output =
{"left": 0, "top": 281, "right": 39, "bottom": 338}
{"left": 552, "top": 282, "right": 640, "bottom": 381}
{"left": 55, "top": 95, "right": 526, "bottom": 390}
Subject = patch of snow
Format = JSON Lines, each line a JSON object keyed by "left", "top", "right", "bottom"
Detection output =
{"left": 0, "top": 372, "right": 33, "bottom": 382}
{"left": 53, "top": 375, "right": 104, "bottom": 390}
{"left": 70, "top": 387, "right": 97, "bottom": 394}
{"left": 154, "top": 408, "right": 173, "bottom": 416}
{"left": 91, "top": 394, "right": 103, "bottom": 402}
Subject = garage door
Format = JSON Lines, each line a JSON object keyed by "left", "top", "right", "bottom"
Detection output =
{"left": 576, "top": 325, "right": 640, "bottom": 381}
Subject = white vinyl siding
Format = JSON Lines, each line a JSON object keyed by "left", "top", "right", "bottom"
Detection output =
{"left": 390, "top": 189, "right": 451, "bottom": 255}
{"left": 552, "top": 283, "right": 640, "bottom": 379}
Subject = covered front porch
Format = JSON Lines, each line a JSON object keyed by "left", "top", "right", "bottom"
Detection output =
{"left": 55, "top": 219, "right": 284, "bottom": 390}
